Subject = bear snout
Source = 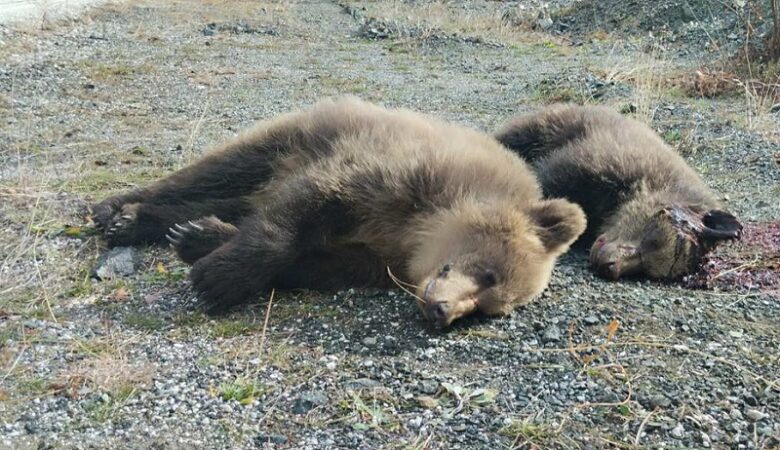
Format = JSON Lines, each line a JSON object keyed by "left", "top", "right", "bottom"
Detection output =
{"left": 418, "top": 271, "right": 480, "bottom": 327}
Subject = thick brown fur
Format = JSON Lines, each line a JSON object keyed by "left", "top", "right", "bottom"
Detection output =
{"left": 92, "top": 97, "right": 586, "bottom": 326}
{"left": 495, "top": 104, "right": 742, "bottom": 280}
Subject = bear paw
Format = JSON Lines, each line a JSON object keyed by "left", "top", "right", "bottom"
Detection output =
{"left": 190, "top": 251, "right": 261, "bottom": 315}
{"left": 103, "top": 203, "right": 143, "bottom": 247}
{"left": 91, "top": 195, "right": 127, "bottom": 232}
{"left": 166, "top": 216, "right": 239, "bottom": 265}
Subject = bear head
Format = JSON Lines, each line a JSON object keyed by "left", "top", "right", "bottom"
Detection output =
{"left": 408, "top": 198, "right": 586, "bottom": 327}
{"left": 589, "top": 205, "right": 742, "bottom": 280}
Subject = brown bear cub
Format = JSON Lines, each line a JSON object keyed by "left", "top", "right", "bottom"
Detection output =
{"left": 92, "top": 98, "right": 586, "bottom": 327}
{"left": 495, "top": 104, "right": 742, "bottom": 281}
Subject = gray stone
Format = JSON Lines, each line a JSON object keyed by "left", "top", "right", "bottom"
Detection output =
{"left": 745, "top": 409, "right": 768, "bottom": 421}
{"left": 419, "top": 380, "right": 439, "bottom": 395}
{"left": 255, "top": 433, "right": 288, "bottom": 445}
{"left": 542, "top": 325, "right": 562, "bottom": 343}
{"left": 292, "top": 391, "right": 328, "bottom": 415}
{"left": 650, "top": 394, "right": 672, "bottom": 408}
{"left": 362, "top": 337, "right": 377, "bottom": 346}
{"left": 92, "top": 247, "right": 138, "bottom": 280}
{"left": 671, "top": 423, "right": 685, "bottom": 439}
{"left": 344, "top": 378, "right": 381, "bottom": 391}
{"left": 537, "top": 17, "right": 553, "bottom": 30}
{"left": 583, "top": 316, "right": 599, "bottom": 325}
{"left": 681, "top": 4, "right": 697, "bottom": 21}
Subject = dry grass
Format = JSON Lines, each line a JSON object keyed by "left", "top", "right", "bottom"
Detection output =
{"left": 58, "top": 355, "right": 155, "bottom": 398}
{"left": 88, "top": 0, "right": 298, "bottom": 34}
{"left": 593, "top": 49, "right": 671, "bottom": 123}
{"left": 351, "top": 0, "right": 570, "bottom": 48}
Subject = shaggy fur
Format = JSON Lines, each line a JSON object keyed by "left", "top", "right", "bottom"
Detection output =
{"left": 495, "top": 104, "right": 742, "bottom": 280}
{"left": 92, "top": 97, "right": 586, "bottom": 327}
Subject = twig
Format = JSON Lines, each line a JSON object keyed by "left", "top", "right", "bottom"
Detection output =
{"left": 710, "top": 258, "right": 760, "bottom": 281}
{"left": 184, "top": 97, "right": 210, "bottom": 165}
{"left": 258, "top": 289, "right": 275, "bottom": 354}
{"left": 634, "top": 407, "right": 660, "bottom": 446}
{"left": 530, "top": 339, "right": 778, "bottom": 389}
{"left": 386, "top": 266, "right": 426, "bottom": 305}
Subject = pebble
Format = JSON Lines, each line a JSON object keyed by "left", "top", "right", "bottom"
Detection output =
{"left": 92, "top": 247, "right": 138, "bottom": 279}
{"left": 408, "top": 417, "right": 423, "bottom": 429}
{"left": 542, "top": 325, "right": 562, "bottom": 343}
{"left": 745, "top": 409, "right": 768, "bottom": 421}
{"left": 255, "top": 434, "right": 288, "bottom": 445}
{"left": 583, "top": 316, "right": 599, "bottom": 325}
{"left": 292, "top": 391, "right": 328, "bottom": 415}
{"left": 419, "top": 380, "right": 439, "bottom": 395}
{"left": 344, "top": 378, "right": 381, "bottom": 390}
{"left": 650, "top": 394, "right": 672, "bottom": 408}
{"left": 671, "top": 423, "right": 685, "bottom": 439}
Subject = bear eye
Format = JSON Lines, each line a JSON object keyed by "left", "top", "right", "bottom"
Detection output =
{"left": 480, "top": 270, "right": 497, "bottom": 288}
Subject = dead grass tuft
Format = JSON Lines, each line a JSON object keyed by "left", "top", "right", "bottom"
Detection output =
{"left": 57, "top": 355, "right": 155, "bottom": 398}
{"left": 686, "top": 69, "right": 741, "bottom": 98}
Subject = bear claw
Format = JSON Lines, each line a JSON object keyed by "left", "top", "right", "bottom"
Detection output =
{"left": 167, "top": 217, "right": 238, "bottom": 265}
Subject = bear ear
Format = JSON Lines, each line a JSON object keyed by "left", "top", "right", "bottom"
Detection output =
{"left": 528, "top": 198, "right": 587, "bottom": 254}
{"left": 700, "top": 209, "right": 742, "bottom": 242}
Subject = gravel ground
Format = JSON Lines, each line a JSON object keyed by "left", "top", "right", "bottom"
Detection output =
{"left": 1, "top": 1, "right": 779, "bottom": 449}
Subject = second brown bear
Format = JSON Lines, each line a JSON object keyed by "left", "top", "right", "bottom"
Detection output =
{"left": 495, "top": 104, "right": 742, "bottom": 280}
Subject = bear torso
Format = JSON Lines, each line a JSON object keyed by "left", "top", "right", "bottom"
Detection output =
{"left": 254, "top": 99, "right": 542, "bottom": 267}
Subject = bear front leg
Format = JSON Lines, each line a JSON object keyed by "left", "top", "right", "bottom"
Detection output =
{"left": 100, "top": 198, "right": 252, "bottom": 247}
{"left": 91, "top": 191, "right": 145, "bottom": 232}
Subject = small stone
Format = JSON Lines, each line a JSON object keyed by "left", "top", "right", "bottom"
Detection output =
{"left": 743, "top": 394, "right": 759, "bottom": 406}
{"left": 92, "top": 247, "right": 138, "bottom": 280}
{"left": 255, "top": 434, "right": 287, "bottom": 445}
{"left": 745, "top": 409, "right": 768, "bottom": 421}
{"left": 583, "top": 316, "right": 599, "bottom": 325}
{"left": 671, "top": 423, "right": 685, "bottom": 439}
{"left": 344, "top": 378, "right": 380, "bottom": 391}
{"left": 701, "top": 431, "right": 711, "bottom": 447}
{"left": 292, "top": 391, "right": 328, "bottom": 415}
{"left": 408, "top": 417, "right": 423, "bottom": 429}
{"left": 769, "top": 103, "right": 780, "bottom": 113}
{"left": 681, "top": 4, "right": 697, "bottom": 21}
{"left": 362, "top": 337, "right": 377, "bottom": 346}
{"left": 650, "top": 394, "right": 672, "bottom": 408}
{"left": 542, "top": 325, "right": 561, "bottom": 343}
{"left": 537, "top": 17, "right": 553, "bottom": 30}
{"left": 416, "top": 395, "right": 438, "bottom": 409}
{"left": 419, "top": 380, "right": 438, "bottom": 395}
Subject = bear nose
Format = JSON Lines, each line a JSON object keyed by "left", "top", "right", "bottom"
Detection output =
{"left": 428, "top": 302, "right": 449, "bottom": 326}
{"left": 599, "top": 261, "right": 621, "bottom": 280}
